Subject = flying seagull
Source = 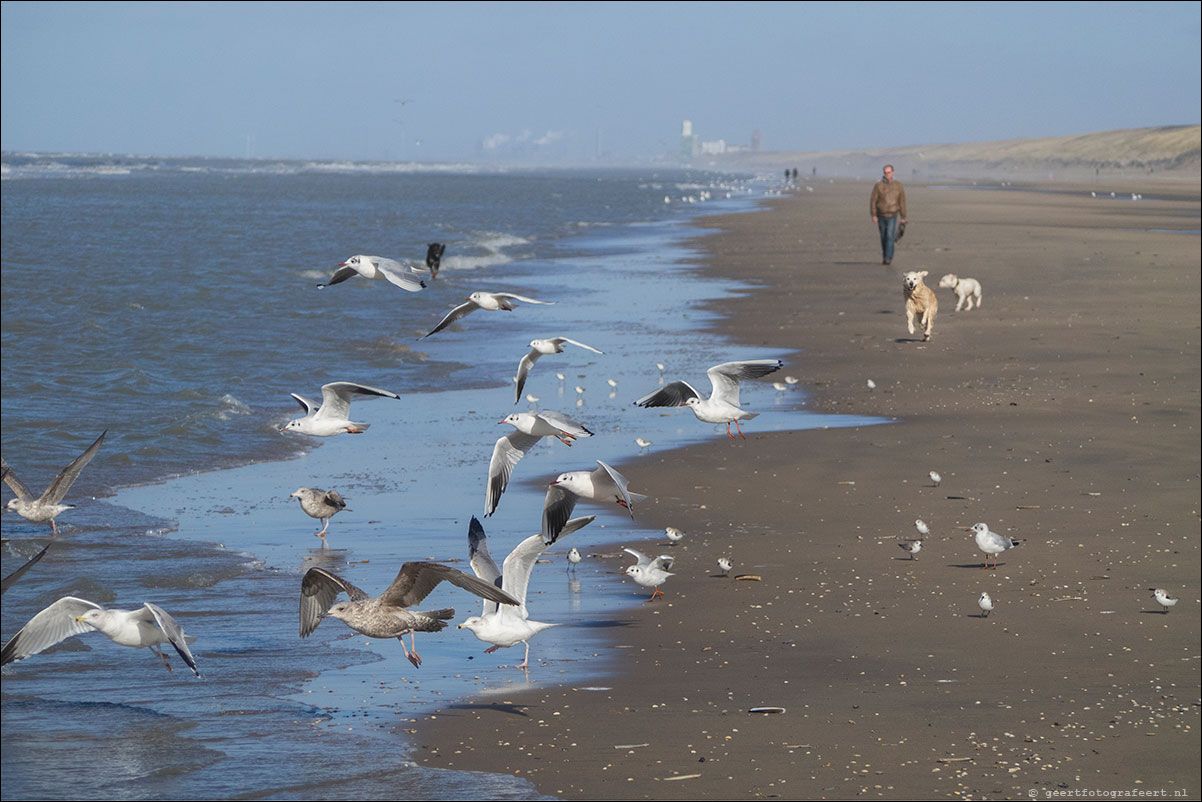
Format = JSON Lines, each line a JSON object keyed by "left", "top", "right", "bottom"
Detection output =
{"left": 3, "top": 430, "right": 106, "bottom": 534}
{"left": 459, "top": 514, "right": 595, "bottom": 669}
{"left": 282, "top": 382, "right": 399, "bottom": 437}
{"left": 513, "top": 337, "right": 603, "bottom": 404}
{"left": 541, "top": 460, "right": 646, "bottom": 545}
{"left": 633, "top": 359, "right": 783, "bottom": 438}
{"left": 422, "top": 292, "right": 553, "bottom": 339}
{"left": 319, "top": 255, "right": 427, "bottom": 292}
{"left": 2, "top": 596, "right": 199, "bottom": 676}
{"left": 486, "top": 411, "right": 593, "bottom": 517}
{"left": 300, "top": 561, "right": 519, "bottom": 668}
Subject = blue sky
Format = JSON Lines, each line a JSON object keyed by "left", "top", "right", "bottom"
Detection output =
{"left": 2, "top": 1, "right": 1198, "bottom": 162}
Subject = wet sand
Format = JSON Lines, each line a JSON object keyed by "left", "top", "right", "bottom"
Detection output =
{"left": 415, "top": 179, "right": 1200, "bottom": 799}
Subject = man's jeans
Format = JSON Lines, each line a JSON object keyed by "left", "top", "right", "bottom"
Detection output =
{"left": 878, "top": 215, "right": 898, "bottom": 261}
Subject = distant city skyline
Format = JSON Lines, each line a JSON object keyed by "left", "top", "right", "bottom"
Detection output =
{"left": 2, "top": 2, "right": 1198, "bottom": 164}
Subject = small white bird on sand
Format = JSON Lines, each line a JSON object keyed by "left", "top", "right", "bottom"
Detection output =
{"left": 623, "top": 548, "right": 675, "bottom": 601}
{"left": 3, "top": 430, "right": 106, "bottom": 534}
{"left": 665, "top": 526, "right": 684, "bottom": 545}
{"left": 784, "top": 376, "right": 799, "bottom": 385}
{"left": 635, "top": 437, "right": 652, "bottom": 450}
{"left": 319, "top": 255, "right": 427, "bottom": 292}
{"left": 290, "top": 487, "right": 348, "bottom": 542}
{"left": 512, "top": 337, "right": 603, "bottom": 404}
{"left": 866, "top": 379, "right": 877, "bottom": 390}
{"left": 772, "top": 382, "right": 789, "bottom": 392}
{"left": 978, "top": 592, "right": 994, "bottom": 617}
{"left": 422, "top": 292, "right": 553, "bottom": 339}
{"left": 487, "top": 411, "right": 594, "bottom": 517}
{"left": 969, "top": 522, "right": 1021, "bottom": 569}
{"left": 525, "top": 394, "right": 540, "bottom": 404}
{"left": 1150, "top": 588, "right": 1178, "bottom": 613}
{"left": 574, "top": 385, "right": 586, "bottom": 395}
{"left": 898, "top": 538, "right": 922, "bottom": 559}
{"left": 556, "top": 372, "right": 566, "bottom": 382}
{"left": 567, "top": 547, "right": 582, "bottom": 571}
{"left": 459, "top": 515, "right": 594, "bottom": 669}
{"left": 607, "top": 378, "right": 618, "bottom": 388}
{"left": 929, "top": 471, "right": 942, "bottom": 487}
{"left": 634, "top": 359, "right": 783, "bottom": 439}
{"left": 282, "top": 382, "right": 399, "bottom": 437}
{"left": 717, "top": 556, "right": 733, "bottom": 576}
{"left": 2, "top": 597, "right": 199, "bottom": 676}
{"left": 914, "top": 518, "right": 930, "bottom": 536}
{"left": 541, "top": 460, "right": 646, "bottom": 545}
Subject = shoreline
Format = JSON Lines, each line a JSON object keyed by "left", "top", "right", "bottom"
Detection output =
{"left": 414, "top": 179, "right": 1200, "bottom": 798}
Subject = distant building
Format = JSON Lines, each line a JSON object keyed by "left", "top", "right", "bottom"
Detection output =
{"left": 751, "top": 130, "right": 761, "bottom": 151}
{"left": 679, "top": 120, "right": 698, "bottom": 159}
{"left": 700, "top": 139, "right": 727, "bottom": 155}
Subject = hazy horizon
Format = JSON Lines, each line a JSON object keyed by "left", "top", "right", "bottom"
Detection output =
{"left": 3, "top": 2, "right": 1199, "bottom": 164}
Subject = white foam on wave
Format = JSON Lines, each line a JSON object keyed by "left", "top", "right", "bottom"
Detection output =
{"left": 436, "top": 232, "right": 531, "bottom": 272}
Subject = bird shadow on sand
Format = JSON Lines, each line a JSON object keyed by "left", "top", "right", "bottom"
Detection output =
{"left": 443, "top": 702, "right": 532, "bottom": 718}
{"left": 950, "top": 562, "right": 1007, "bottom": 569}
{"left": 572, "top": 619, "right": 635, "bottom": 630}
{"left": 1139, "top": 610, "right": 1172, "bottom": 616}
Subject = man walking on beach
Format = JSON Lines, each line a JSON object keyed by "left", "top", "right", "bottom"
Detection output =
{"left": 870, "top": 164, "right": 906, "bottom": 265}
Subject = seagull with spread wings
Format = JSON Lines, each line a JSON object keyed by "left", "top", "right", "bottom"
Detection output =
{"left": 458, "top": 514, "right": 594, "bottom": 669}
{"left": 421, "top": 292, "right": 553, "bottom": 339}
{"left": 2, "top": 430, "right": 106, "bottom": 533}
{"left": 2, "top": 596, "right": 200, "bottom": 676}
{"left": 318, "top": 255, "right": 427, "bottom": 292}
{"left": 300, "top": 561, "right": 519, "bottom": 668}
{"left": 281, "top": 382, "right": 399, "bottom": 437}
{"left": 512, "top": 337, "right": 603, "bottom": 404}
{"left": 633, "top": 359, "right": 782, "bottom": 438}
{"left": 486, "top": 410, "right": 593, "bottom": 517}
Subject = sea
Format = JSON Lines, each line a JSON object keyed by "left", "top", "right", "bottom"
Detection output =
{"left": 0, "top": 153, "right": 885, "bottom": 800}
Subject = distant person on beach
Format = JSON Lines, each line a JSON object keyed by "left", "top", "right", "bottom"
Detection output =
{"left": 870, "top": 164, "right": 907, "bottom": 265}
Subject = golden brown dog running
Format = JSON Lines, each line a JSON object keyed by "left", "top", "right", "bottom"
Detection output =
{"left": 903, "top": 270, "right": 938, "bottom": 341}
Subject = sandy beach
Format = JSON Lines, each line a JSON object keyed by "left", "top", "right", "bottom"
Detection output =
{"left": 415, "top": 179, "right": 1201, "bottom": 799}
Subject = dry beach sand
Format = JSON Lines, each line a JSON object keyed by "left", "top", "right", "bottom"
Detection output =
{"left": 416, "top": 179, "right": 1200, "bottom": 799}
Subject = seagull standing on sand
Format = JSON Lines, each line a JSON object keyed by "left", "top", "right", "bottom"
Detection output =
{"left": 422, "top": 292, "right": 553, "bottom": 339}
{"left": 633, "top": 359, "right": 783, "bottom": 439}
{"left": 3, "top": 430, "right": 106, "bottom": 534}
{"left": 2, "top": 597, "right": 200, "bottom": 676}
{"left": 300, "top": 562, "right": 518, "bottom": 668}
{"left": 319, "top": 255, "right": 427, "bottom": 292}
{"left": 978, "top": 592, "right": 994, "bottom": 617}
{"left": 623, "top": 548, "right": 675, "bottom": 601}
{"left": 458, "top": 515, "right": 595, "bottom": 669}
{"left": 512, "top": 337, "right": 603, "bottom": 404}
{"left": 289, "top": 487, "right": 347, "bottom": 542}
{"left": 968, "top": 522, "right": 1021, "bottom": 569}
{"left": 541, "top": 460, "right": 646, "bottom": 545}
{"left": 282, "top": 382, "right": 399, "bottom": 437}
{"left": 487, "top": 411, "right": 593, "bottom": 517}
{"left": 1150, "top": 588, "right": 1178, "bottom": 613}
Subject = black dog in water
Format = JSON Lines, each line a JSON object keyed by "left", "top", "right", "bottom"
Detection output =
{"left": 425, "top": 243, "right": 446, "bottom": 278}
